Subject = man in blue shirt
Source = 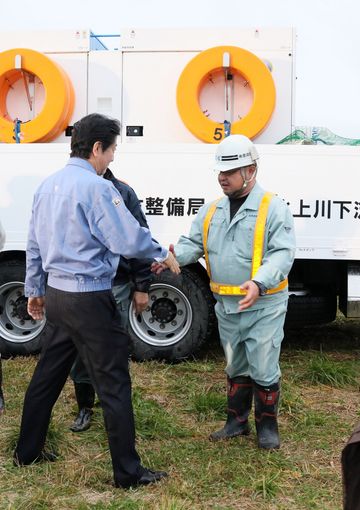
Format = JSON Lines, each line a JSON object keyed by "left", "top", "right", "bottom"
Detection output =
{"left": 69, "top": 168, "right": 154, "bottom": 433}
{"left": 14, "top": 113, "right": 179, "bottom": 489}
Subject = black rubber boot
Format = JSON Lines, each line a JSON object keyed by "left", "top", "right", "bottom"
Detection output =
{"left": 0, "top": 359, "right": 5, "bottom": 414}
{"left": 254, "top": 381, "right": 280, "bottom": 450}
{"left": 70, "top": 382, "right": 95, "bottom": 432}
{"left": 209, "top": 376, "right": 253, "bottom": 441}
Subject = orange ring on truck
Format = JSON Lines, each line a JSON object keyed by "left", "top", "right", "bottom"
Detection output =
{"left": 176, "top": 45, "right": 276, "bottom": 143}
{"left": 0, "top": 48, "right": 75, "bottom": 143}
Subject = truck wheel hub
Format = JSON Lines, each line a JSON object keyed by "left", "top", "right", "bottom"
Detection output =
{"left": 0, "top": 281, "right": 45, "bottom": 343}
{"left": 151, "top": 298, "right": 177, "bottom": 323}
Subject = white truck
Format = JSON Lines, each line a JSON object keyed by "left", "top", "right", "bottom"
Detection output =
{"left": 0, "top": 28, "right": 359, "bottom": 361}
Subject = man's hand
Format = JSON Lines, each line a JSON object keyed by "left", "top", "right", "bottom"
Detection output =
{"left": 151, "top": 261, "right": 166, "bottom": 275}
{"left": 132, "top": 291, "right": 149, "bottom": 315}
{"left": 238, "top": 281, "right": 260, "bottom": 311}
{"left": 152, "top": 244, "right": 180, "bottom": 275}
{"left": 27, "top": 296, "right": 45, "bottom": 321}
{"left": 163, "top": 251, "right": 180, "bottom": 274}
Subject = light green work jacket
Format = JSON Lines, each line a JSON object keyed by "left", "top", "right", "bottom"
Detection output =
{"left": 175, "top": 182, "right": 296, "bottom": 314}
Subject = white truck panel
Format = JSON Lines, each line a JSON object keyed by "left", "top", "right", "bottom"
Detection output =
{"left": 0, "top": 145, "right": 69, "bottom": 249}
{"left": 88, "top": 51, "right": 123, "bottom": 125}
{"left": 119, "top": 27, "right": 294, "bottom": 52}
{"left": 121, "top": 27, "right": 295, "bottom": 144}
{"left": 46, "top": 53, "right": 88, "bottom": 141}
{"left": 0, "top": 143, "right": 359, "bottom": 260}
{"left": 0, "top": 28, "right": 93, "bottom": 52}
{"left": 114, "top": 143, "right": 360, "bottom": 261}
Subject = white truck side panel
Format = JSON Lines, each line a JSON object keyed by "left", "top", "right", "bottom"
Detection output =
{"left": 0, "top": 29, "right": 93, "bottom": 52}
{"left": 0, "top": 145, "right": 69, "bottom": 248}
{"left": 88, "top": 51, "right": 123, "bottom": 126}
{"left": 119, "top": 27, "right": 294, "bottom": 52}
{"left": 45, "top": 53, "right": 88, "bottom": 141}
{"left": 121, "top": 27, "right": 295, "bottom": 144}
{"left": 113, "top": 144, "right": 360, "bottom": 261}
{"left": 1, "top": 143, "right": 358, "bottom": 261}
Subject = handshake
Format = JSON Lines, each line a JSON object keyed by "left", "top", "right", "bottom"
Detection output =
{"left": 153, "top": 244, "right": 179, "bottom": 275}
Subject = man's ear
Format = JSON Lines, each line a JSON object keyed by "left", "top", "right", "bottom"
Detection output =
{"left": 248, "top": 164, "right": 257, "bottom": 178}
{"left": 92, "top": 141, "right": 102, "bottom": 156}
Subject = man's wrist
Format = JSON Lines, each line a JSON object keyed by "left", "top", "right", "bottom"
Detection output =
{"left": 252, "top": 280, "right": 267, "bottom": 296}
{"left": 134, "top": 279, "right": 152, "bottom": 293}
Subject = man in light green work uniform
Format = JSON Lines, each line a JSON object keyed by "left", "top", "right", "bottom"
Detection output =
{"left": 173, "top": 134, "right": 296, "bottom": 449}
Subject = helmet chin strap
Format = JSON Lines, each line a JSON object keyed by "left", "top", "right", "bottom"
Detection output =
{"left": 240, "top": 167, "right": 257, "bottom": 191}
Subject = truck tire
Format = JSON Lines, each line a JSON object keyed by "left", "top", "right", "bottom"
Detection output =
{"left": 0, "top": 260, "right": 46, "bottom": 356}
{"left": 128, "top": 267, "right": 217, "bottom": 361}
{"left": 285, "top": 292, "right": 337, "bottom": 328}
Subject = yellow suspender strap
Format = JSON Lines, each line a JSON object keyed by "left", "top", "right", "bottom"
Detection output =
{"left": 203, "top": 198, "right": 222, "bottom": 279}
{"left": 251, "top": 191, "right": 273, "bottom": 278}
{"left": 204, "top": 192, "right": 288, "bottom": 295}
{"left": 250, "top": 191, "right": 288, "bottom": 294}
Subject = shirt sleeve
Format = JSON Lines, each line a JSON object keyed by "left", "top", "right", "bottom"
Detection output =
{"left": 25, "top": 203, "right": 47, "bottom": 297}
{"left": 252, "top": 198, "right": 296, "bottom": 289}
{"left": 89, "top": 185, "right": 168, "bottom": 262}
{"left": 174, "top": 204, "right": 207, "bottom": 266}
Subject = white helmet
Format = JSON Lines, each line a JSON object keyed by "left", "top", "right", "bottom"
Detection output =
{"left": 214, "top": 134, "right": 259, "bottom": 172}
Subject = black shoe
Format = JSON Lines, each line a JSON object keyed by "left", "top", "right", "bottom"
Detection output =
{"left": 13, "top": 449, "right": 59, "bottom": 466}
{"left": 136, "top": 468, "right": 168, "bottom": 486}
{"left": 70, "top": 407, "right": 92, "bottom": 432}
{"left": 116, "top": 468, "right": 168, "bottom": 489}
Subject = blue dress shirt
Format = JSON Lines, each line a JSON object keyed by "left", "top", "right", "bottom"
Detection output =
{"left": 25, "top": 158, "right": 167, "bottom": 296}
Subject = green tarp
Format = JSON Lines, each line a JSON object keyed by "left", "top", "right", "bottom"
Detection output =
{"left": 277, "top": 126, "right": 360, "bottom": 145}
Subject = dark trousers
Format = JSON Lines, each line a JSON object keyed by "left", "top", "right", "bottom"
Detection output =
{"left": 15, "top": 286, "right": 143, "bottom": 487}
{"left": 70, "top": 281, "right": 132, "bottom": 386}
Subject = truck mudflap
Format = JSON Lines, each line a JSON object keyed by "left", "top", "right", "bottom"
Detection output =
{"left": 340, "top": 264, "right": 360, "bottom": 318}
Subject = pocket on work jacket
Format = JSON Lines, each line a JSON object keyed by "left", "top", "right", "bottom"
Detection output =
{"left": 232, "top": 219, "right": 256, "bottom": 260}
{"left": 207, "top": 217, "right": 227, "bottom": 254}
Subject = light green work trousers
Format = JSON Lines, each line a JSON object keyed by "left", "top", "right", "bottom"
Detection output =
{"left": 215, "top": 300, "right": 288, "bottom": 386}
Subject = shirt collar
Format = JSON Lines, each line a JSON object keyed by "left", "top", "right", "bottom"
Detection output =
{"left": 67, "top": 157, "right": 97, "bottom": 175}
{"left": 216, "top": 182, "right": 265, "bottom": 211}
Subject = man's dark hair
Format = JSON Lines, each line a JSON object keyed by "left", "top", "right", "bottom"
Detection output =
{"left": 70, "top": 113, "right": 121, "bottom": 159}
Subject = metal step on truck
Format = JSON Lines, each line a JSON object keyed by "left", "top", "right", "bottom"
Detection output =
{"left": 0, "top": 28, "right": 359, "bottom": 361}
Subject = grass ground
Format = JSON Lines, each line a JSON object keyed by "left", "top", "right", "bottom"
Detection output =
{"left": 0, "top": 317, "right": 359, "bottom": 510}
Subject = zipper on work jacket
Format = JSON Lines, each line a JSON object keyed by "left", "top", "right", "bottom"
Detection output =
{"left": 203, "top": 192, "right": 288, "bottom": 296}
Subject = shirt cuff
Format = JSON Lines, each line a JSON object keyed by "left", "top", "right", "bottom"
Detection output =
{"left": 25, "top": 288, "right": 45, "bottom": 298}
{"left": 154, "top": 248, "right": 168, "bottom": 263}
{"left": 134, "top": 278, "right": 153, "bottom": 293}
{"left": 252, "top": 280, "right": 268, "bottom": 296}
